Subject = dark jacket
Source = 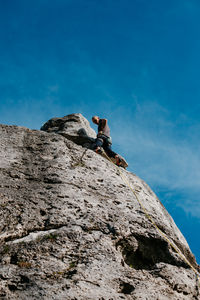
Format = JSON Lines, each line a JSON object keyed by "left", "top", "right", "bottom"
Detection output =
{"left": 98, "top": 119, "right": 110, "bottom": 137}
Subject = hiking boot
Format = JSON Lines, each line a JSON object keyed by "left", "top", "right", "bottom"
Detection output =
{"left": 95, "top": 147, "right": 103, "bottom": 154}
{"left": 115, "top": 155, "right": 122, "bottom": 166}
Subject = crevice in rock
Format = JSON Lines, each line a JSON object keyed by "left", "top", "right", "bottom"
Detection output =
{"left": 66, "top": 269, "right": 77, "bottom": 279}
{"left": 43, "top": 177, "right": 63, "bottom": 184}
{"left": 40, "top": 209, "right": 46, "bottom": 216}
{"left": 10, "top": 253, "right": 18, "bottom": 264}
{"left": 8, "top": 284, "right": 18, "bottom": 291}
{"left": 20, "top": 275, "right": 30, "bottom": 284}
{"left": 116, "top": 234, "right": 188, "bottom": 270}
{"left": 119, "top": 281, "right": 135, "bottom": 294}
{"left": 79, "top": 279, "right": 100, "bottom": 287}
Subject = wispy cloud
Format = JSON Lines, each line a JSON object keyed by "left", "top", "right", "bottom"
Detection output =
{"left": 109, "top": 101, "right": 200, "bottom": 218}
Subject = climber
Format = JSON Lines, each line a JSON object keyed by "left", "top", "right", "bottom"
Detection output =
{"left": 92, "top": 116, "right": 122, "bottom": 166}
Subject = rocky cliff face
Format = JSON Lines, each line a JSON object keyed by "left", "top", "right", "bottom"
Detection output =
{"left": 0, "top": 114, "right": 199, "bottom": 300}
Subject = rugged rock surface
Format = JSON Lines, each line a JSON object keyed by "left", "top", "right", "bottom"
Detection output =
{"left": 40, "top": 113, "right": 96, "bottom": 148}
{"left": 0, "top": 114, "right": 199, "bottom": 299}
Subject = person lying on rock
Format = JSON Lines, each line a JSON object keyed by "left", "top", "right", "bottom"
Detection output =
{"left": 92, "top": 116, "right": 122, "bottom": 165}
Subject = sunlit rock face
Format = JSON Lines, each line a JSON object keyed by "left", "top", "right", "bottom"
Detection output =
{"left": 0, "top": 114, "right": 199, "bottom": 300}
{"left": 40, "top": 113, "right": 96, "bottom": 147}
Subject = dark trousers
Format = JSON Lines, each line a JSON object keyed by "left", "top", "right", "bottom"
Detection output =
{"left": 94, "top": 136, "right": 117, "bottom": 158}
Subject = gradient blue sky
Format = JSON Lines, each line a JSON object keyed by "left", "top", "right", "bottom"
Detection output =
{"left": 0, "top": 0, "right": 200, "bottom": 263}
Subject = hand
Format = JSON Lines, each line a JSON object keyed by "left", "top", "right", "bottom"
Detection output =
{"left": 97, "top": 131, "right": 103, "bottom": 137}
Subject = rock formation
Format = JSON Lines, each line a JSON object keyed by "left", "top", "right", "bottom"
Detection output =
{"left": 0, "top": 113, "right": 199, "bottom": 299}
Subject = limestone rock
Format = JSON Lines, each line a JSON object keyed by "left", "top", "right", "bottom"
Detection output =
{"left": 0, "top": 114, "right": 199, "bottom": 300}
{"left": 40, "top": 113, "right": 96, "bottom": 147}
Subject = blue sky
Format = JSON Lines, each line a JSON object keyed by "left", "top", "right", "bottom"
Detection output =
{"left": 0, "top": 0, "right": 200, "bottom": 263}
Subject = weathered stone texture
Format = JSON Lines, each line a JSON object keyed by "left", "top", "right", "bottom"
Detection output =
{"left": 0, "top": 114, "right": 199, "bottom": 299}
